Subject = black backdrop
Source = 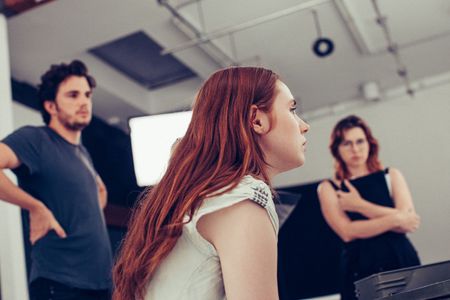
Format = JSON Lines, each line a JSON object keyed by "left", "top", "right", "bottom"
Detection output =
{"left": 277, "top": 182, "right": 342, "bottom": 299}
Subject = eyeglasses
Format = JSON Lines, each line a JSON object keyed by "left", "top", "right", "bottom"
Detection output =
{"left": 340, "top": 138, "right": 367, "bottom": 149}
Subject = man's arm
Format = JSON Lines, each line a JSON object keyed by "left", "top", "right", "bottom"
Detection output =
{"left": 0, "top": 142, "right": 66, "bottom": 244}
{"left": 0, "top": 142, "right": 42, "bottom": 210}
{"left": 96, "top": 175, "right": 107, "bottom": 209}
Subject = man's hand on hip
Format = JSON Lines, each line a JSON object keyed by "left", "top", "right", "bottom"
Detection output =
{"left": 29, "top": 204, "right": 67, "bottom": 245}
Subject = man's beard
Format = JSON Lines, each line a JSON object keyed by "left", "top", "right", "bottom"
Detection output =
{"left": 56, "top": 110, "right": 90, "bottom": 131}
{"left": 62, "top": 119, "right": 89, "bottom": 131}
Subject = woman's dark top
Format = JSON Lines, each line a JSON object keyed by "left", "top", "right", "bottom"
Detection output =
{"left": 328, "top": 169, "right": 420, "bottom": 300}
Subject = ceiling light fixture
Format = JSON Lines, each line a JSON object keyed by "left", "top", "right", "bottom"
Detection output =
{"left": 311, "top": 9, "right": 335, "bottom": 58}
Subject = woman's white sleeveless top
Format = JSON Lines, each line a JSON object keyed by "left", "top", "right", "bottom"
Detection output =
{"left": 144, "top": 175, "right": 279, "bottom": 300}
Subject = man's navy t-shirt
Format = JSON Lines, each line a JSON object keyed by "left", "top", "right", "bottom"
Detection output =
{"left": 2, "top": 126, "right": 112, "bottom": 290}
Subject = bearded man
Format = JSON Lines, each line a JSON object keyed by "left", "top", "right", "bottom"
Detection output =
{"left": 0, "top": 60, "right": 112, "bottom": 300}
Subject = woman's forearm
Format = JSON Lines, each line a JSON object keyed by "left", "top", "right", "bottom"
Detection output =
{"left": 342, "top": 214, "right": 400, "bottom": 242}
{"left": 356, "top": 199, "right": 399, "bottom": 219}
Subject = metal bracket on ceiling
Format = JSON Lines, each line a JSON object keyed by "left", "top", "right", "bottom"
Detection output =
{"left": 158, "top": 0, "right": 331, "bottom": 58}
{"left": 157, "top": 0, "right": 237, "bottom": 67}
{"left": 371, "top": 0, "right": 414, "bottom": 96}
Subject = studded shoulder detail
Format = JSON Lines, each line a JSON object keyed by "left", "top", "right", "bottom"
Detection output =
{"left": 250, "top": 182, "right": 271, "bottom": 208}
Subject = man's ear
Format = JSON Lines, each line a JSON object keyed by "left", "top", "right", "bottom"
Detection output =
{"left": 43, "top": 100, "right": 57, "bottom": 116}
{"left": 250, "top": 104, "right": 270, "bottom": 135}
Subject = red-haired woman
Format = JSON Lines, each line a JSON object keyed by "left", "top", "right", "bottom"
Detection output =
{"left": 113, "top": 67, "right": 310, "bottom": 300}
{"left": 317, "top": 115, "right": 420, "bottom": 300}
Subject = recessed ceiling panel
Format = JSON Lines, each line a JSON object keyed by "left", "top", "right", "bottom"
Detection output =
{"left": 90, "top": 31, "right": 197, "bottom": 89}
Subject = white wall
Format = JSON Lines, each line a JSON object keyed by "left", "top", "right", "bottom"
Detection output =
{"left": 12, "top": 102, "right": 43, "bottom": 128}
{"left": 0, "top": 14, "right": 29, "bottom": 300}
{"left": 274, "top": 79, "right": 450, "bottom": 265}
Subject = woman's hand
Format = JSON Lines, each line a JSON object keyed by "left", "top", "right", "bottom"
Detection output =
{"left": 337, "top": 180, "right": 365, "bottom": 212}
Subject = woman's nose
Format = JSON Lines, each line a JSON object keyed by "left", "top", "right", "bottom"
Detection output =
{"left": 300, "top": 119, "right": 310, "bottom": 134}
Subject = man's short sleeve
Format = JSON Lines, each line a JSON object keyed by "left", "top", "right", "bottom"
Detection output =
{"left": 2, "top": 126, "right": 42, "bottom": 174}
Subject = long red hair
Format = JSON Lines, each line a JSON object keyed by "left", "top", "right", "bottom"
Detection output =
{"left": 112, "top": 67, "right": 279, "bottom": 300}
{"left": 329, "top": 115, "right": 382, "bottom": 180}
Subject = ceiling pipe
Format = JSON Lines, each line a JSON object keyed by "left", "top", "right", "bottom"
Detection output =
{"left": 371, "top": 0, "right": 414, "bottom": 96}
{"left": 157, "top": 0, "right": 236, "bottom": 66}
{"left": 160, "top": 0, "right": 331, "bottom": 55}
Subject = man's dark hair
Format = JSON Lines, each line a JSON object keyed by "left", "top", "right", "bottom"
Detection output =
{"left": 38, "top": 60, "right": 96, "bottom": 124}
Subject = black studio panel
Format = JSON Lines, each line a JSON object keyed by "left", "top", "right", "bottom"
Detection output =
{"left": 89, "top": 31, "right": 197, "bottom": 90}
{"left": 82, "top": 118, "right": 142, "bottom": 207}
{"left": 277, "top": 182, "right": 342, "bottom": 299}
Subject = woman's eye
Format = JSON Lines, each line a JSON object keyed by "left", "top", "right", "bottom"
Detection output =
{"left": 290, "top": 107, "right": 297, "bottom": 114}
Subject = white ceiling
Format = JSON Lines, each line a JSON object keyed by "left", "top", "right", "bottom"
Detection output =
{"left": 6, "top": 0, "right": 450, "bottom": 132}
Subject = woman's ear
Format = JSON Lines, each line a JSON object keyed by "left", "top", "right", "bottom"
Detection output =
{"left": 250, "top": 105, "right": 269, "bottom": 135}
